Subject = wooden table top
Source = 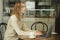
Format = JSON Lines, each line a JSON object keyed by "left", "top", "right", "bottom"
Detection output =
{"left": 23, "top": 34, "right": 60, "bottom": 40}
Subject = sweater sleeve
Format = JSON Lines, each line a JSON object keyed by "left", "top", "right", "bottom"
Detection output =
{"left": 10, "top": 16, "right": 30, "bottom": 35}
{"left": 22, "top": 22, "right": 32, "bottom": 31}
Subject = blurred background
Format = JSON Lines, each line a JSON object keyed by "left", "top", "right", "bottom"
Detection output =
{"left": 0, "top": 0, "right": 60, "bottom": 40}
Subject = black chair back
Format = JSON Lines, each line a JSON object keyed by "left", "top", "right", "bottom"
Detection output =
{"left": 31, "top": 22, "right": 48, "bottom": 32}
{"left": 0, "top": 23, "right": 7, "bottom": 40}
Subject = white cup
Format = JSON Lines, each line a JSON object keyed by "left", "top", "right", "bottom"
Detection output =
{"left": 29, "top": 32, "right": 36, "bottom": 38}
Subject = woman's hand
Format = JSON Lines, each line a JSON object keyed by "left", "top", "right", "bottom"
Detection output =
{"left": 35, "top": 30, "right": 43, "bottom": 35}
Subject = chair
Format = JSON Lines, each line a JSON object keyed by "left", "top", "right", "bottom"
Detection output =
{"left": 31, "top": 22, "right": 49, "bottom": 37}
{"left": 31, "top": 21, "right": 48, "bottom": 32}
{"left": 0, "top": 23, "right": 7, "bottom": 40}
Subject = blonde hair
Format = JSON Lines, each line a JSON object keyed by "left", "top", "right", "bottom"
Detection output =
{"left": 11, "top": 1, "right": 25, "bottom": 20}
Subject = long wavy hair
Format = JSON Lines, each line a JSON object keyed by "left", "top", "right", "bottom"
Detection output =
{"left": 11, "top": 1, "right": 25, "bottom": 20}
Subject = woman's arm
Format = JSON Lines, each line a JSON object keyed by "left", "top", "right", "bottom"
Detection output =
{"left": 10, "top": 16, "right": 30, "bottom": 35}
{"left": 22, "top": 22, "right": 32, "bottom": 31}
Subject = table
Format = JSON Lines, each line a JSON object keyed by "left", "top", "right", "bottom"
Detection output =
{"left": 23, "top": 34, "right": 60, "bottom": 40}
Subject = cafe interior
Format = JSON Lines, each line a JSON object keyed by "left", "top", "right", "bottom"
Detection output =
{"left": 0, "top": 0, "right": 60, "bottom": 40}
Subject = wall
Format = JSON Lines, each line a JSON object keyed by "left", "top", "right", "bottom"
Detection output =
{"left": 0, "top": 0, "right": 3, "bottom": 23}
{"left": 24, "top": 18, "right": 55, "bottom": 32}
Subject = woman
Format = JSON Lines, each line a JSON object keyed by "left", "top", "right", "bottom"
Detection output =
{"left": 4, "top": 1, "right": 42, "bottom": 40}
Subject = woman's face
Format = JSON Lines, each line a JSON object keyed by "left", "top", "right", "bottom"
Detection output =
{"left": 20, "top": 3, "right": 26, "bottom": 13}
{"left": 19, "top": 3, "right": 26, "bottom": 16}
